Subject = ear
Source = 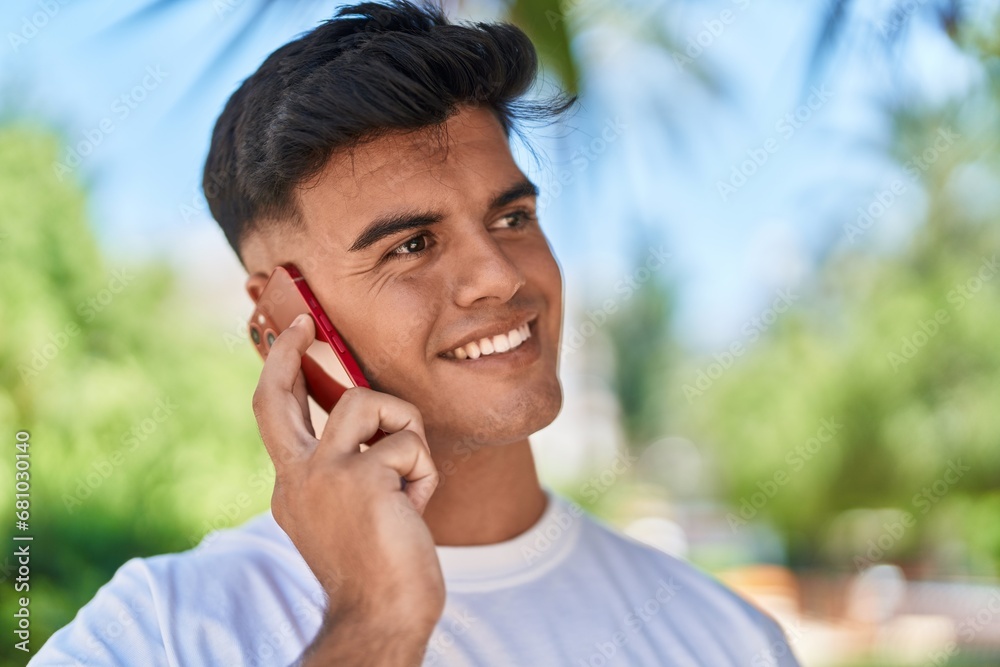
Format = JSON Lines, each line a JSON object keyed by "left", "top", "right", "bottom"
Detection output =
{"left": 245, "top": 272, "right": 270, "bottom": 303}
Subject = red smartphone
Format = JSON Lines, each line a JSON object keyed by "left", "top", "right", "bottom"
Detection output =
{"left": 248, "top": 263, "right": 386, "bottom": 447}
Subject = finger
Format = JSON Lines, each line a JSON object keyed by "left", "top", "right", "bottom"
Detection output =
{"left": 291, "top": 367, "right": 315, "bottom": 438}
{"left": 364, "top": 430, "right": 439, "bottom": 514}
{"left": 319, "top": 386, "right": 429, "bottom": 458}
{"left": 253, "top": 313, "right": 318, "bottom": 467}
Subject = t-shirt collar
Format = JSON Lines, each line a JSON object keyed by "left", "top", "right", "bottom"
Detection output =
{"left": 435, "top": 487, "right": 584, "bottom": 593}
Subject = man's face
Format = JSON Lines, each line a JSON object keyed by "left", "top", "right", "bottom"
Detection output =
{"left": 244, "top": 105, "right": 564, "bottom": 447}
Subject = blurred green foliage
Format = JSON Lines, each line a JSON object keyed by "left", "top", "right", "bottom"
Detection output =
{"left": 0, "top": 126, "right": 271, "bottom": 663}
{"left": 617, "top": 22, "right": 1000, "bottom": 573}
{"left": 604, "top": 252, "right": 675, "bottom": 450}
{"left": 510, "top": 0, "right": 579, "bottom": 95}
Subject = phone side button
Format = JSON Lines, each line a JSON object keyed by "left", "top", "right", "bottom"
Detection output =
{"left": 318, "top": 315, "right": 347, "bottom": 353}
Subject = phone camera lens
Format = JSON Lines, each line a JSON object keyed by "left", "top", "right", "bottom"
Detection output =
{"left": 265, "top": 330, "right": 276, "bottom": 348}
{"left": 249, "top": 325, "right": 261, "bottom": 345}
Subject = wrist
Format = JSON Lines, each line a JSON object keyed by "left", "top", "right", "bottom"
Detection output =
{"left": 299, "top": 611, "right": 433, "bottom": 667}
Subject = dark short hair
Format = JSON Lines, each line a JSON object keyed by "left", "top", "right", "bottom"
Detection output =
{"left": 203, "top": 0, "right": 574, "bottom": 266}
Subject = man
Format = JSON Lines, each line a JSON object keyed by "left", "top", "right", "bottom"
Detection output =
{"left": 32, "top": 1, "right": 799, "bottom": 665}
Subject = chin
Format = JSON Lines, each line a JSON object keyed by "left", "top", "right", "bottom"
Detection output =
{"left": 434, "top": 375, "right": 563, "bottom": 447}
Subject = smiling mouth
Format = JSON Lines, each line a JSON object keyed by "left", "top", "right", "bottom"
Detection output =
{"left": 440, "top": 318, "right": 536, "bottom": 360}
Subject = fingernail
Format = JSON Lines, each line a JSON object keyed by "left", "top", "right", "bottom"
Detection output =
{"left": 292, "top": 314, "right": 307, "bottom": 327}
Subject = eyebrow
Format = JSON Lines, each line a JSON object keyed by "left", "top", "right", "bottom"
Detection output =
{"left": 347, "top": 178, "right": 539, "bottom": 254}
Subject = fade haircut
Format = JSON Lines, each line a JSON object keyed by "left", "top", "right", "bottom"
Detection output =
{"left": 203, "top": 0, "right": 574, "bottom": 266}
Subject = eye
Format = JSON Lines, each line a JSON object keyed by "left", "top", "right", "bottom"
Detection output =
{"left": 380, "top": 211, "right": 534, "bottom": 266}
{"left": 495, "top": 209, "right": 536, "bottom": 230}
{"left": 384, "top": 232, "right": 433, "bottom": 263}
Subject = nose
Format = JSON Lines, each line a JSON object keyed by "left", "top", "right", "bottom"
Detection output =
{"left": 450, "top": 227, "right": 526, "bottom": 308}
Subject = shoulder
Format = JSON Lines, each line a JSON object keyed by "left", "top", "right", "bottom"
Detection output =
{"left": 141, "top": 509, "right": 312, "bottom": 590}
{"left": 31, "top": 511, "right": 321, "bottom": 667}
{"left": 573, "top": 506, "right": 799, "bottom": 665}
{"left": 29, "top": 555, "right": 171, "bottom": 666}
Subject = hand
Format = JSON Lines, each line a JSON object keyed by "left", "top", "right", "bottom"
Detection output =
{"left": 251, "top": 313, "right": 444, "bottom": 660}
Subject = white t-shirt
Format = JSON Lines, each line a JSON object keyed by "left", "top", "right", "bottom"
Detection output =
{"left": 30, "top": 488, "right": 800, "bottom": 666}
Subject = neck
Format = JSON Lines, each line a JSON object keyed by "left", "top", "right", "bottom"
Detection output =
{"left": 421, "top": 436, "right": 547, "bottom": 546}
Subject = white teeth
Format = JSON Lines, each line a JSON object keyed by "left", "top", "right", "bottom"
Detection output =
{"left": 447, "top": 321, "right": 533, "bottom": 360}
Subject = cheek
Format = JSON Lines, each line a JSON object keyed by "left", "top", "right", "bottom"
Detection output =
{"left": 547, "top": 254, "right": 563, "bottom": 304}
{"left": 532, "top": 248, "right": 564, "bottom": 353}
{"left": 347, "top": 285, "right": 438, "bottom": 387}
{"left": 530, "top": 245, "right": 563, "bottom": 312}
